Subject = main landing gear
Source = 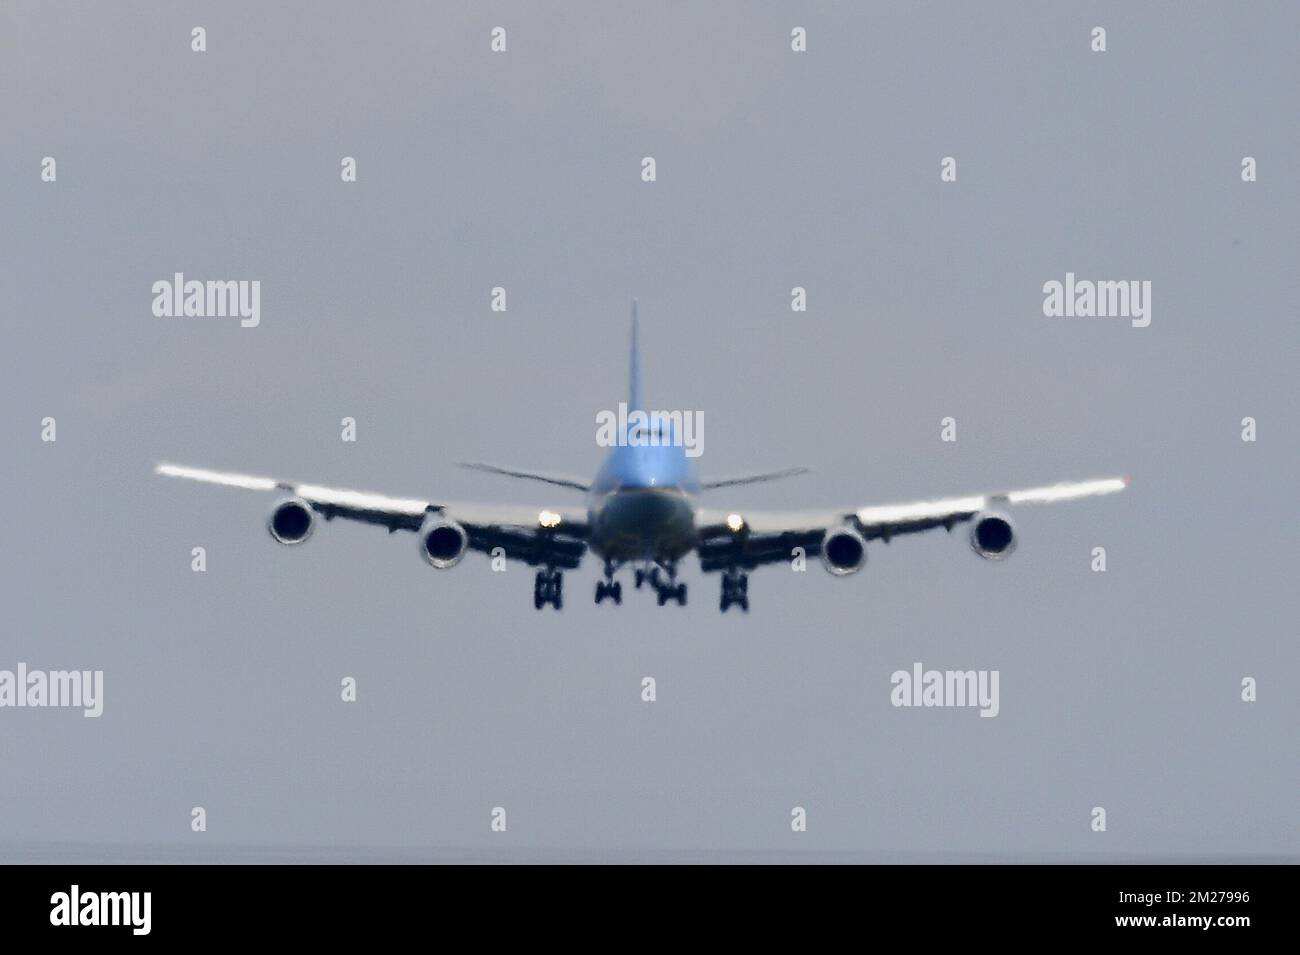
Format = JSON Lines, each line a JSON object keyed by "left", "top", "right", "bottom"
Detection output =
{"left": 720, "top": 569, "right": 749, "bottom": 613}
{"left": 645, "top": 563, "right": 687, "bottom": 607}
{"left": 595, "top": 561, "right": 623, "bottom": 605}
{"left": 534, "top": 568, "right": 563, "bottom": 610}
{"left": 608, "top": 562, "right": 687, "bottom": 607}
{"left": 657, "top": 581, "right": 687, "bottom": 606}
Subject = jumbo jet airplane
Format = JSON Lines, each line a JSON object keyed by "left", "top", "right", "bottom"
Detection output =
{"left": 155, "top": 304, "right": 1128, "bottom": 612}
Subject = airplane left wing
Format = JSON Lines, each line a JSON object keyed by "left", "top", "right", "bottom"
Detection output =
{"left": 154, "top": 464, "right": 590, "bottom": 569}
{"left": 696, "top": 477, "right": 1129, "bottom": 573}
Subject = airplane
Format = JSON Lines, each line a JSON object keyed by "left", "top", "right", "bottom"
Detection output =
{"left": 155, "top": 303, "right": 1129, "bottom": 612}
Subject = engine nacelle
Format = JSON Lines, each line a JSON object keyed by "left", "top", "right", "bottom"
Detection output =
{"left": 268, "top": 497, "right": 315, "bottom": 545}
{"left": 969, "top": 510, "right": 1016, "bottom": 560}
{"left": 419, "top": 515, "right": 469, "bottom": 569}
{"left": 821, "top": 525, "right": 867, "bottom": 576}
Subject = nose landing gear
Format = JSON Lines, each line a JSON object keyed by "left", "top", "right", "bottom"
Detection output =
{"left": 595, "top": 561, "right": 623, "bottom": 605}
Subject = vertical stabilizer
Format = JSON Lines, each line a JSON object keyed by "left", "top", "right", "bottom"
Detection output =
{"left": 629, "top": 299, "right": 643, "bottom": 412}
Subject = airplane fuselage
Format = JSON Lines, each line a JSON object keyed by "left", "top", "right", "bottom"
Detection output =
{"left": 586, "top": 439, "right": 698, "bottom": 563}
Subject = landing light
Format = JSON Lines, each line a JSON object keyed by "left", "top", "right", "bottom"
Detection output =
{"left": 726, "top": 513, "right": 745, "bottom": 533}
{"left": 538, "top": 510, "right": 561, "bottom": 529}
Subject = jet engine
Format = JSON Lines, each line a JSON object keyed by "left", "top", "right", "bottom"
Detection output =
{"left": 267, "top": 497, "right": 315, "bottom": 545}
{"left": 821, "top": 525, "right": 867, "bottom": 576}
{"left": 419, "top": 515, "right": 469, "bottom": 568}
{"left": 969, "top": 511, "right": 1016, "bottom": 560}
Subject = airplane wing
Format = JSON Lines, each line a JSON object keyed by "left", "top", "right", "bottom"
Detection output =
{"left": 695, "top": 477, "right": 1129, "bottom": 572}
{"left": 154, "top": 463, "right": 590, "bottom": 569}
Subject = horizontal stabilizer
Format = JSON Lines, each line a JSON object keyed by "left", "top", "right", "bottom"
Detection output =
{"left": 700, "top": 467, "right": 810, "bottom": 491}
{"left": 456, "top": 461, "right": 591, "bottom": 492}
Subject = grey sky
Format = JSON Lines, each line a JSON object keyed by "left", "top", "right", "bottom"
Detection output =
{"left": 1, "top": 1, "right": 1296, "bottom": 860}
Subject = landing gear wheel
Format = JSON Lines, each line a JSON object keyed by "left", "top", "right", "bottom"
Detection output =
{"left": 656, "top": 581, "right": 687, "bottom": 606}
{"left": 596, "top": 563, "right": 623, "bottom": 605}
{"left": 720, "top": 571, "right": 749, "bottom": 613}
{"left": 596, "top": 579, "right": 622, "bottom": 605}
{"left": 534, "top": 569, "right": 563, "bottom": 610}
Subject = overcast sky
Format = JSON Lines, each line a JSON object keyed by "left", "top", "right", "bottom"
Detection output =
{"left": 1, "top": 1, "right": 1296, "bottom": 860}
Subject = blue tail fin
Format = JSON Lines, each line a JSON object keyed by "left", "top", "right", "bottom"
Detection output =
{"left": 628, "top": 299, "right": 643, "bottom": 412}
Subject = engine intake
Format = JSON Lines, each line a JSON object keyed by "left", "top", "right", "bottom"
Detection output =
{"left": 420, "top": 516, "right": 468, "bottom": 568}
{"left": 268, "top": 497, "right": 314, "bottom": 545}
{"left": 969, "top": 511, "right": 1016, "bottom": 560}
{"left": 821, "top": 525, "right": 867, "bottom": 576}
